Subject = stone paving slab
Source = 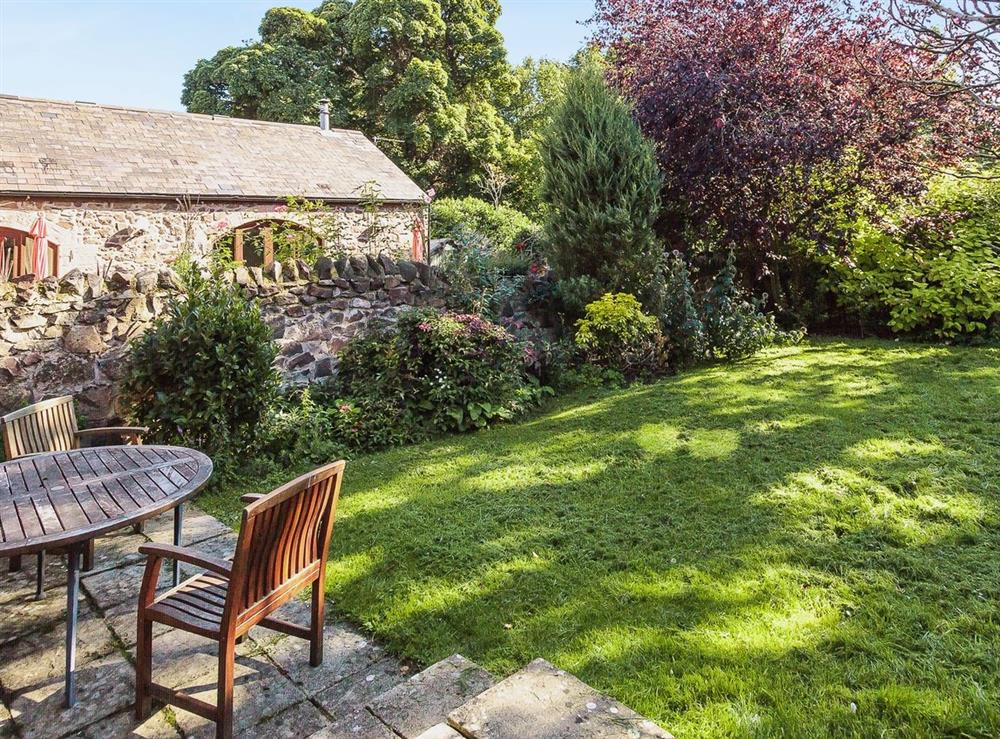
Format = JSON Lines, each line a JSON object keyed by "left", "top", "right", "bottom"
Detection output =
{"left": 0, "top": 603, "right": 116, "bottom": 694}
{"left": 0, "top": 701, "right": 14, "bottom": 736}
{"left": 153, "top": 629, "right": 310, "bottom": 737}
{"left": 236, "top": 699, "right": 331, "bottom": 739}
{"left": 80, "top": 562, "right": 154, "bottom": 613}
{"left": 71, "top": 708, "right": 181, "bottom": 738}
{"left": 368, "top": 654, "right": 495, "bottom": 739}
{"left": 0, "top": 565, "right": 85, "bottom": 645}
{"left": 448, "top": 658, "right": 674, "bottom": 739}
{"left": 105, "top": 602, "right": 174, "bottom": 650}
{"left": 249, "top": 598, "right": 393, "bottom": 698}
{"left": 7, "top": 653, "right": 136, "bottom": 739}
{"left": 312, "top": 656, "right": 408, "bottom": 722}
{"left": 87, "top": 528, "right": 150, "bottom": 575}
{"left": 0, "top": 505, "right": 406, "bottom": 739}
{"left": 307, "top": 707, "right": 396, "bottom": 739}
{"left": 171, "top": 533, "right": 239, "bottom": 579}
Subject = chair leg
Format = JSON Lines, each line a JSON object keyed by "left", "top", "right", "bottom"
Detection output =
{"left": 135, "top": 615, "right": 153, "bottom": 720}
{"left": 217, "top": 640, "right": 235, "bottom": 739}
{"left": 310, "top": 579, "right": 324, "bottom": 667}
{"left": 9, "top": 555, "right": 22, "bottom": 573}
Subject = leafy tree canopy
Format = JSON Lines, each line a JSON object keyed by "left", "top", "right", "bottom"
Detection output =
{"left": 183, "top": 0, "right": 565, "bottom": 203}
{"left": 593, "top": 0, "right": 994, "bottom": 282}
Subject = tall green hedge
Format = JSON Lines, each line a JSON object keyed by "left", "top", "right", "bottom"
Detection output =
{"left": 431, "top": 196, "right": 538, "bottom": 250}
{"left": 825, "top": 173, "right": 1000, "bottom": 339}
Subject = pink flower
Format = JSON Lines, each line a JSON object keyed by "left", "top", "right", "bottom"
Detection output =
{"left": 417, "top": 322, "right": 433, "bottom": 332}
{"left": 215, "top": 219, "right": 230, "bottom": 229}
{"left": 338, "top": 403, "right": 352, "bottom": 413}
{"left": 274, "top": 205, "right": 289, "bottom": 213}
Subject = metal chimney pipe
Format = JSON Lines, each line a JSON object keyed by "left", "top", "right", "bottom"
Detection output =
{"left": 318, "top": 99, "right": 330, "bottom": 131}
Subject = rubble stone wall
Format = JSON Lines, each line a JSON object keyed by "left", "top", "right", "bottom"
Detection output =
{"left": 0, "top": 253, "right": 446, "bottom": 422}
{"left": 0, "top": 198, "right": 425, "bottom": 275}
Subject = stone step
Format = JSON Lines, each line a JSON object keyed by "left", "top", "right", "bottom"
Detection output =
{"left": 367, "top": 653, "right": 496, "bottom": 738}
{"left": 446, "top": 658, "right": 674, "bottom": 739}
{"left": 414, "top": 723, "right": 465, "bottom": 739}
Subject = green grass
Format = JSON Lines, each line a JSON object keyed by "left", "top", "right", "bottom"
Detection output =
{"left": 200, "top": 339, "right": 1000, "bottom": 737}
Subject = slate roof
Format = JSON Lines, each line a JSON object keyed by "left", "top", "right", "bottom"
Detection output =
{"left": 0, "top": 95, "right": 426, "bottom": 203}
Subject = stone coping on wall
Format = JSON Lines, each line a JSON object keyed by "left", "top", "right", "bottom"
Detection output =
{"left": 0, "top": 252, "right": 447, "bottom": 421}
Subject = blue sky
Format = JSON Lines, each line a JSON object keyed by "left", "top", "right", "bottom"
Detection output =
{"left": 0, "top": 0, "right": 594, "bottom": 111}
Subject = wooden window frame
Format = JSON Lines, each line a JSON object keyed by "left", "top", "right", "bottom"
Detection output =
{"left": 0, "top": 228, "right": 58, "bottom": 279}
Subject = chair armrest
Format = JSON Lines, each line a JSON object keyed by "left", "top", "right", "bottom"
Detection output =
{"left": 75, "top": 426, "right": 149, "bottom": 446}
{"left": 240, "top": 494, "right": 265, "bottom": 503}
{"left": 138, "top": 543, "right": 232, "bottom": 578}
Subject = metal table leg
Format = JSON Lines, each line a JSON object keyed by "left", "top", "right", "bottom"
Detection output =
{"left": 35, "top": 551, "right": 45, "bottom": 600}
{"left": 65, "top": 544, "right": 81, "bottom": 708}
{"left": 172, "top": 503, "right": 184, "bottom": 587}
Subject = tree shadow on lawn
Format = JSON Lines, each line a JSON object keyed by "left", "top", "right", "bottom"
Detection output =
{"left": 322, "top": 342, "right": 1000, "bottom": 736}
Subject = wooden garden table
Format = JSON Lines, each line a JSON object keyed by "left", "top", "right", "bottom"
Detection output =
{"left": 0, "top": 445, "right": 213, "bottom": 707}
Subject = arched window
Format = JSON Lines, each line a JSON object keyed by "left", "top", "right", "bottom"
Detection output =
{"left": 0, "top": 226, "right": 59, "bottom": 279}
{"left": 215, "top": 219, "right": 325, "bottom": 268}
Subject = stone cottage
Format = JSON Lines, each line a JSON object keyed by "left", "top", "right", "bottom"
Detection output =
{"left": 0, "top": 95, "right": 428, "bottom": 278}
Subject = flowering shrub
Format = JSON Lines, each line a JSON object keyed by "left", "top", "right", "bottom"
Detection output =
{"left": 574, "top": 293, "right": 668, "bottom": 379}
{"left": 337, "top": 309, "right": 548, "bottom": 434}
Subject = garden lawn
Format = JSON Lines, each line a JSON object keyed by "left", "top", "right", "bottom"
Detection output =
{"left": 200, "top": 339, "right": 1000, "bottom": 737}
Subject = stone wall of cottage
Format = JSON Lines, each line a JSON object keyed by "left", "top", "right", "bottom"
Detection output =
{"left": 0, "top": 253, "right": 446, "bottom": 422}
{"left": 0, "top": 198, "right": 425, "bottom": 276}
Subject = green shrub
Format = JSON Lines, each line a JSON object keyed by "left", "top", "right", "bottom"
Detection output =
{"left": 437, "top": 232, "right": 529, "bottom": 319}
{"left": 432, "top": 197, "right": 540, "bottom": 251}
{"left": 504, "top": 323, "right": 576, "bottom": 389}
{"left": 120, "top": 274, "right": 278, "bottom": 454}
{"left": 574, "top": 293, "right": 667, "bottom": 379}
{"left": 539, "top": 61, "right": 662, "bottom": 297}
{"left": 653, "top": 251, "right": 705, "bottom": 368}
{"left": 553, "top": 275, "right": 604, "bottom": 322}
{"left": 256, "top": 388, "right": 347, "bottom": 468}
{"left": 701, "top": 252, "right": 785, "bottom": 360}
{"left": 824, "top": 174, "right": 1000, "bottom": 339}
{"left": 338, "top": 309, "right": 546, "bottom": 433}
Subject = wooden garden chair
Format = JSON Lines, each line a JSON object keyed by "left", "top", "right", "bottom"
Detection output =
{"left": 134, "top": 460, "right": 346, "bottom": 739}
{"left": 1, "top": 395, "right": 148, "bottom": 595}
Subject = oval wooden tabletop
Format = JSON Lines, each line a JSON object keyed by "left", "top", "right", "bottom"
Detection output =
{"left": 0, "top": 445, "right": 213, "bottom": 556}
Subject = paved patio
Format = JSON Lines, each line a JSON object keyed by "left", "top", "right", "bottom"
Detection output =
{"left": 1, "top": 506, "right": 673, "bottom": 739}
{"left": 0, "top": 507, "right": 415, "bottom": 738}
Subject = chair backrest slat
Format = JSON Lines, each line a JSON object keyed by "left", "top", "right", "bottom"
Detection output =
{"left": 1, "top": 396, "right": 79, "bottom": 459}
{"left": 226, "top": 461, "right": 345, "bottom": 627}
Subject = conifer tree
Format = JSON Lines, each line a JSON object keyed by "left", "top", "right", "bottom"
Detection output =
{"left": 538, "top": 61, "right": 661, "bottom": 298}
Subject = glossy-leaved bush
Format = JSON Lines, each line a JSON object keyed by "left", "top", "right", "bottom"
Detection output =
{"left": 121, "top": 274, "right": 278, "bottom": 454}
